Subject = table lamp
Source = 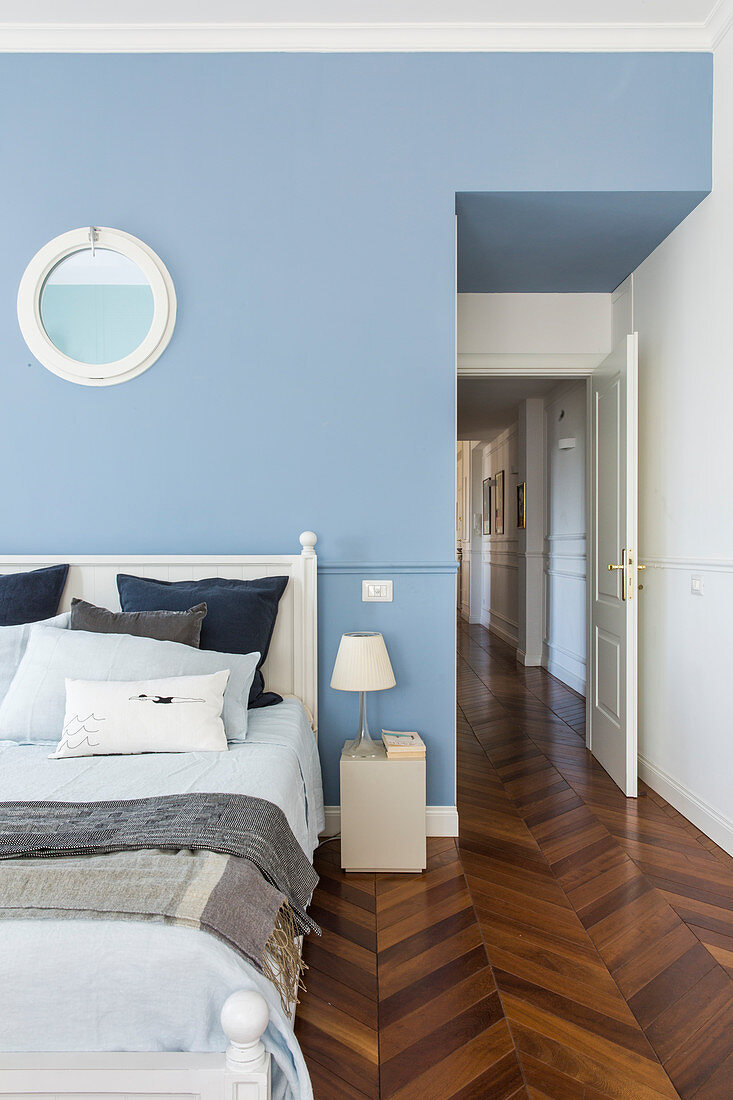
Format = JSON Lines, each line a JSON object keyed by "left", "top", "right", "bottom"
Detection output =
{"left": 330, "top": 631, "right": 396, "bottom": 758}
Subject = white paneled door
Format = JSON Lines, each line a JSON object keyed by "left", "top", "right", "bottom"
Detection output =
{"left": 589, "top": 333, "right": 639, "bottom": 796}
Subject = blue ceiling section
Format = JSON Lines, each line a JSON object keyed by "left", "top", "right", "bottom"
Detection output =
{"left": 456, "top": 190, "right": 709, "bottom": 292}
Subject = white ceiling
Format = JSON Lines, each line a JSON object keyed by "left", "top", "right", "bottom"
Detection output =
{"left": 457, "top": 377, "right": 560, "bottom": 441}
{"left": 1, "top": 0, "right": 731, "bottom": 51}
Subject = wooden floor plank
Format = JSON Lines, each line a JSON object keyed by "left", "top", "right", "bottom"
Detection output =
{"left": 295, "top": 621, "right": 733, "bottom": 1097}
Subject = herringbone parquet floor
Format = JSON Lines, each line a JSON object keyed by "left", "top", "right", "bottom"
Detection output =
{"left": 295, "top": 621, "right": 733, "bottom": 1099}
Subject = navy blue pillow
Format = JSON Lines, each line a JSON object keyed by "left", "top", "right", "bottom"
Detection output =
{"left": 0, "top": 564, "right": 69, "bottom": 626}
{"left": 116, "top": 573, "right": 289, "bottom": 709}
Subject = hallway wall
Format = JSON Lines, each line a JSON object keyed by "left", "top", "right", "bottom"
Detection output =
{"left": 624, "top": 29, "right": 733, "bottom": 853}
{"left": 480, "top": 426, "right": 519, "bottom": 646}
{"left": 543, "top": 381, "right": 587, "bottom": 693}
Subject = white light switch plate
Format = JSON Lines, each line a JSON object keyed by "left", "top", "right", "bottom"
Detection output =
{"left": 691, "top": 574, "right": 704, "bottom": 596}
{"left": 362, "top": 580, "right": 393, "bottom": 602}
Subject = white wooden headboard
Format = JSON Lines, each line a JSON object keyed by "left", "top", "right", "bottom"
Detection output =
{"left": 0, "top": 531, "right": 319, "bottom": 734}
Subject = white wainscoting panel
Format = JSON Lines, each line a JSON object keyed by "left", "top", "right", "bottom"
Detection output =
{"left": 543, "top": 534, "right": 587, "bottom": 694}
{"left": 481, "top": 543, "right": 520, "bottom": 647}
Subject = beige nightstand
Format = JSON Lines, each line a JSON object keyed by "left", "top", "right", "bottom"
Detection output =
{"left": 340, "top": 742, "right": 426, "bottom": 872}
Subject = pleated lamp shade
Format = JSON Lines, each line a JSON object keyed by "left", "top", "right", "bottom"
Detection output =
{"left": 330, "top": 632, "right": 396, "bottom": 692}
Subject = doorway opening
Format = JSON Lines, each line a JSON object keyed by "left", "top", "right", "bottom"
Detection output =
{"left": 454, "top": 281, "right": 639, "bottom": 797}
{"left": 457, "top": 375, "right": 588, "bottom": 700}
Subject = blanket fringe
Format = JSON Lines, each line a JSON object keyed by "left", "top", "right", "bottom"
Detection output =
{"left": 263, "top": 900, "right": 308, "bottom": 1012}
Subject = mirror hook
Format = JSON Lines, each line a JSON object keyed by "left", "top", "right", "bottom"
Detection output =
{"left": 88, "top": 226, "right": 98, "bottom": 259}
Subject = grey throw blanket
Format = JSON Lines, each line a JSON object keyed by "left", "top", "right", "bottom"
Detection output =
{"left": 0, "top": 792, "right": 318, "bottom": 932}
{"left": 0, "top": 793, "right": 320, "bottom": 1009}
{"left": 0, "top": 849, "right": 302, "bottom": 1009}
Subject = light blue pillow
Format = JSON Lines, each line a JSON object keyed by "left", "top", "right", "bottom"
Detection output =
{"left": 0, "top": 612, "right": 70, "bottom": 711}
{"left": 0, "top": 625, "right": 259, "bottom": 744}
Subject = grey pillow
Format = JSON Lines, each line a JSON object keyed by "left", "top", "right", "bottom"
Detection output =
{"left": 70, "top": 599, "right": 207, "bottom": 648}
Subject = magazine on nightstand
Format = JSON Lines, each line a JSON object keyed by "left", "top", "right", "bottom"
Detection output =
{"left": 381, "top": 730, "right": 426, "bottom": 759}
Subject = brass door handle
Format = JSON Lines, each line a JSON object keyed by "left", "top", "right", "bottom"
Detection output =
{"left": 608, "top": 554, "right": 643, "bottom": 600}
{"left": 608, "top": 549, "right": 628, "bottom": 600}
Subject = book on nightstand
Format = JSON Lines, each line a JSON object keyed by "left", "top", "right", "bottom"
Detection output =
{"left": 381, "top": 730, "right": 426, "bottom": 759}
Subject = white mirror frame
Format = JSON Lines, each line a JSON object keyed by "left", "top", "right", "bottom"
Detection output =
{"left": 17, "top": 226, "right": 176, "bottom": 386}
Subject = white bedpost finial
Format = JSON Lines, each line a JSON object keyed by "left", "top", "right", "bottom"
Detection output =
{"left": 221, "top": 989, "right": 270, "bottom": 1072}
{"left": 299, "top": 531, "right": 317, "bottom": 558}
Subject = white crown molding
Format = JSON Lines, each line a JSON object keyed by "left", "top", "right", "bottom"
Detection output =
{"left": 0, "top": 15, "right": 730, "bottom": 53}
{"left": 707, "top": 0, "right": 733, "bottom": 47}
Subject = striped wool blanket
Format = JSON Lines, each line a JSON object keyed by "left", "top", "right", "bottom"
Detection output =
{"left": 0, "top": 793, "right": 319, "bottom": 1009}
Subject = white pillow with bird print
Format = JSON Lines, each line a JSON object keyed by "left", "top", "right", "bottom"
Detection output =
{"left": 51, "top": 670, "right": 231, "bottom": 758}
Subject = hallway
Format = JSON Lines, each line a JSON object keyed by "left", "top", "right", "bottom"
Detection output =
{"left": 297, "top": 623, "right": 733, "bottom": 1099}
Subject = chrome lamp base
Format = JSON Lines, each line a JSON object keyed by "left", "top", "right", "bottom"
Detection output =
{"left": 343, "top": 691, "right": 380, "bottom": 758}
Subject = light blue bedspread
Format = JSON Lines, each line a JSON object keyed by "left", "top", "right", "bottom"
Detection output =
{"left": 0, "top": 698, "right": 324, "bottom": 1100}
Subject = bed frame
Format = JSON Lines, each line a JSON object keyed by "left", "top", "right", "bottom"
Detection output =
{"left": 0, "top": 531, "right": 318, "bottom": 1100}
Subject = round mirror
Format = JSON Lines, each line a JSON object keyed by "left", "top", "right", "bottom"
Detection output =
{"left": 18, "top": 227, "right": 176, "bottom": 386}
{"left": 40, "top": 248, "right": 155, "bottom": 366}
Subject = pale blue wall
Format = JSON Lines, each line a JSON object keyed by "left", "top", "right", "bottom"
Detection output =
{"left": 0, "top": 53, "right": 712, "bottom": 805}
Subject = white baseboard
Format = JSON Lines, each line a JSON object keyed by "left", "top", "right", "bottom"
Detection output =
{"left": 639, "top": 755, "right": 733, "bottom": 857}
{"left": 542, "top": 643, "right": 586, "bottom": 694}
{"left": 480, "top": 609, "right": 518, "bottom": 648}
{"left": 516, "top": 648, "right": 542, "bottom": 667}
{"left": 544, "top": 657, "right": 586, "bottom": 694}
{"left": 322, "top": 805, "right": 459, "bottom": 838}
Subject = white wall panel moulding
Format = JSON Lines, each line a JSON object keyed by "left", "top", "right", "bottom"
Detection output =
{"left": 544, "top": 567, "right": 587, "bottom": 581}
{"left": 545, "top": 532, "right": 587, "bottom": 541}
{"left": 318, "top": 560, "right": 458, "bottom": 574}
{"left": 641, "top": 556, "right": 733, "bottom": 574}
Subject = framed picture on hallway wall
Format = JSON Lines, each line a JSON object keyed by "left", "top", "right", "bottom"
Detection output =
{"left": 494, "top": 470, "right": 504, "bottom": 535}
{"left": 517, "top": 481, "right": 526, "bottom": 529}
{"left": 482, "top": 478, "right": 491, "bottom": 535}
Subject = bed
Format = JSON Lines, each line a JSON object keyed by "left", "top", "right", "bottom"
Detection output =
{"left": 0, "top": 533, "right": 320, "bottom": 1100}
